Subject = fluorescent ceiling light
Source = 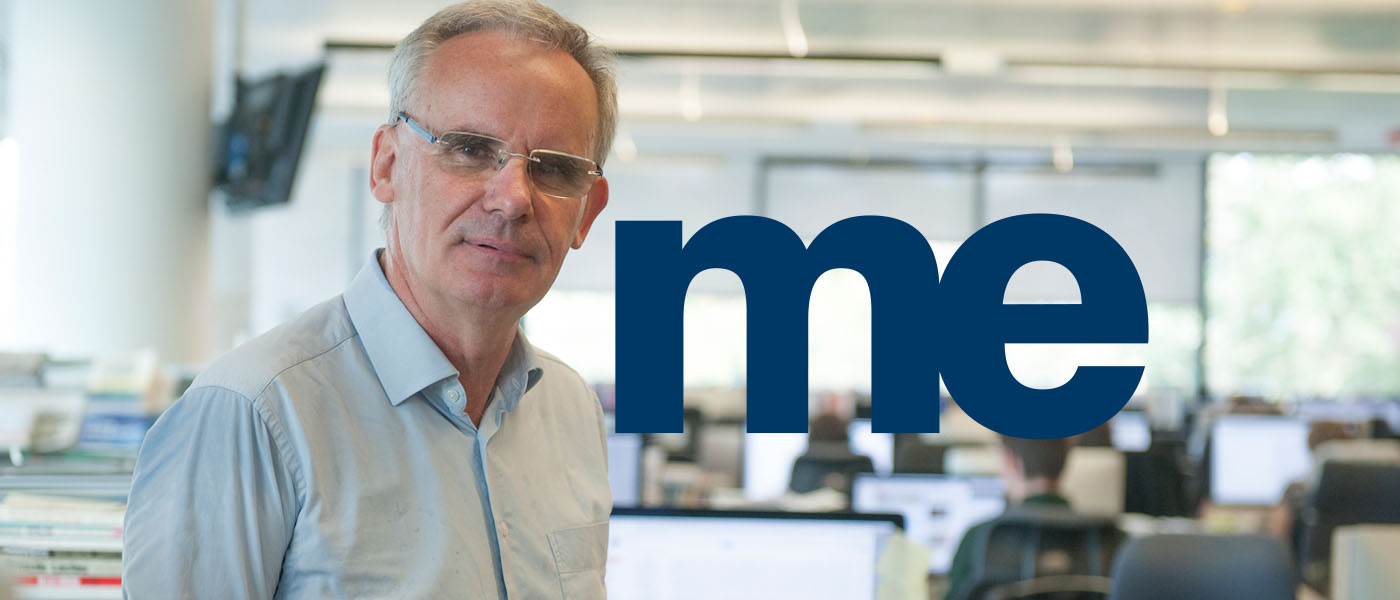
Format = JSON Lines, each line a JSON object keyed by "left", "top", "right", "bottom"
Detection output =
{"left": 681, "top": 63, "right": 703, "bottom": 122}
{"left": 780, "top": 0, "right": 808, "bottom": 59}
{"left": 1053, "top": 137, "right": 1074, "bottom": 173}
{"left": 1208, "top": 78, "right": 1229, "bottom": 136}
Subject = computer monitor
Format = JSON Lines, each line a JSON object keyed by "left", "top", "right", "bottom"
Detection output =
{"left": 1111, "top": 411, "right": 1151, "bottom": 452}
{"left": 215, "top": 63, "right": 324, "bottom": 211}
{"left": 1292, "top": 400, "right": 1400, "bottom": 431}
{"left": 1210, "top": 415, "right": 1312, "bottom": 505}
{"left": 608, "top": 433, "right": 643, "bottom": 507}
{"left": 742, "top": 432, "right": 807, "bottom": 500}
{"left": 607, "top": 508, "right": 902, "bottom": 600}
{"left": 848, "top": 418, "right": 893, "bottom": 475}
{"left": 851, "top": 473, "right": 1006, "bottom": 574}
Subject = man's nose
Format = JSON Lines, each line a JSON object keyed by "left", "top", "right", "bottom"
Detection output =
{"left": 481, "top": 154, "right": 534, "bottom": 220}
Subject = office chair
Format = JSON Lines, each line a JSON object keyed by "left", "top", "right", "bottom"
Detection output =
{"left": 953, "top": 507, "right": 1124, "bottom": 600}
{"left": 787, "top": 444, "right": 875, "bottom": 494}
{"left": 1122, "top": 441, "right": 1188, "bottom": 517}
{"left": 1297, "top": 461, "right": 1400, "bottom": 592}
{"left": 1108, "top": 534, "right": 1293, "bottom": 600}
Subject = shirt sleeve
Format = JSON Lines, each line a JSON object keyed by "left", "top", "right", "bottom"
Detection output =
{"left": 122, "top": 386, "right": 302, "bottom": 600}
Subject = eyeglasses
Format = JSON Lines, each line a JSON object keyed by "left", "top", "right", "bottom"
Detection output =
{"left": 395, "top": 112, "right": 602, "bottom": 200}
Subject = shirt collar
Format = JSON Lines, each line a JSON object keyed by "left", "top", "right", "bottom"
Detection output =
{"left": 498, "top": 328, "right": 545, "bottom": 412}
{"left": 344, "top": 250, "right": 544, "bottom": 410}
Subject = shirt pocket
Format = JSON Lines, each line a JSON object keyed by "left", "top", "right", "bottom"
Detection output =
{"left": 547, "top": 521, "right": 609, "bottom": 600}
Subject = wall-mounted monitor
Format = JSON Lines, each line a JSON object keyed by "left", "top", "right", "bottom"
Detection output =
{"left": 214, "top": 63, "right": 325, "bottom": 211}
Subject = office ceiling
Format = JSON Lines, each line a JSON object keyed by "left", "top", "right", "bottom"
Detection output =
{"left": 233, "top": 0, "right": 1400, "bottom": 155}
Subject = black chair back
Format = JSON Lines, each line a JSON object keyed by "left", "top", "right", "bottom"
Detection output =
{"left": 1109, "top": 534, "right": 1293, "bottom": 600}
{"left": 1298, "top": 461, "right": 1400, "bottom": 591}
{"left": 787, "top": 449, "right": 875, "bottom": 494}
{"left": 954, "top": 507, "right": 1124, "bottom": 600}
{"left": 1122, "top": 441, "right": 1189, "bottom": 517}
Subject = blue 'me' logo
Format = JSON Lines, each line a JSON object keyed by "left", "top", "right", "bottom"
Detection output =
{"left": 614, "top": 214, "right": 1148, "bottom": 439}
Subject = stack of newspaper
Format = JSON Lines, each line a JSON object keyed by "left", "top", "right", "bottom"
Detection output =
{"left": 0, "top": 494, "right": 123, "bottom": 599}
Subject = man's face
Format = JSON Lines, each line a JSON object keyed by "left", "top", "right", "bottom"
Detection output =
{"left": 371, "top": 30, "right": 608, "bottom": 315}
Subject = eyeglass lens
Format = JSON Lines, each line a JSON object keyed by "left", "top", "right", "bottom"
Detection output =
{"left": 436, "top": 132, "right": 595, "bottom": 198}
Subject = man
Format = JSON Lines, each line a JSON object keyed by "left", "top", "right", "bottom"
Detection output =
{"left": 123, "top": 2, "right": 615, "bottom": 598}
{"left": 788, "top": 412, "right": 874, "bottom": 495}
{"left": 944, "top": 436, "right": 1074, "bottom": 600}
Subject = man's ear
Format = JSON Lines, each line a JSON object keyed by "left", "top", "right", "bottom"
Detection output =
{"left": 370, "top": 124, "right": 398, "bottom": 205}
{"left": 571, "top": 175, "right": 609, "bottom": 249}
{"left": 1001, "top": 446, "right": 1022, "bottom": 476}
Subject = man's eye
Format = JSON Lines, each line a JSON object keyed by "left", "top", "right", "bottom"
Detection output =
{"left": 538, "top": 159, "right": 581, "bottom": 177}
{"left": 452, "top": 142, "right": 492, "bottom": 157}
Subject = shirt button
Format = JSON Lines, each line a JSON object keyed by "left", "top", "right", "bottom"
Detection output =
{"left": 447, "top": 390, "right": 459, "bottom": 402}
{"left": 498, "top": 520, "right": 509, "bottom": 537}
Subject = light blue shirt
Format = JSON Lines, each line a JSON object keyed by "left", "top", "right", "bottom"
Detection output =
{"left": 123, "top": 251, "right": 611, "bottom": 599}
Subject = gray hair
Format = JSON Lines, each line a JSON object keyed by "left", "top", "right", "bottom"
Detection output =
{"left": 386, "top": 0, "right": 617, "bottom": 164}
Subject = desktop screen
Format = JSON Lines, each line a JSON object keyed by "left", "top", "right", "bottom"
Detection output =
{"left": 1110, "top": 411, "right": 1152, "bottom": 452}
{"left": 1210, "top": 415, "right": 1312, "bottom": 505}
{"left": 608, "top": 433, "right": 643, "bottom": 507}
{"left": 607, "top": 509, "right": 900, "bottom": 600}
{"left": 851, "top": 473, "right": 1006, "bottom": 574}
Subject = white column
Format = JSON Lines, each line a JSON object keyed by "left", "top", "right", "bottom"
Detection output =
{"left": 8, "top": 0, "right": 214, "bottom": 363}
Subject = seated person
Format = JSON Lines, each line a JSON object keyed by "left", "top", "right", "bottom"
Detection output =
{"left": 788, "top": 412, "right": 875, "bottom": 495}
{"left": 1267, "top": 421, "right": 1351, "bottom": 545}
{"left": 945, "top": 435, "right": 1074, "bottom": 600}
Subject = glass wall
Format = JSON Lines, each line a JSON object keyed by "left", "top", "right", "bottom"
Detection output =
{"left": 1206, "top": 153, "right": 1400, "bottom": 397}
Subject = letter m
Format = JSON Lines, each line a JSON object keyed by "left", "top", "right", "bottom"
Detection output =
{"left": 615, "top": 216, "right": 939, "bottom": 434}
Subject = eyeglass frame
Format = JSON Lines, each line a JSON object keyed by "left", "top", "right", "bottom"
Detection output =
{"left": 393, "top": 111, "right": 603, "bottom": 200}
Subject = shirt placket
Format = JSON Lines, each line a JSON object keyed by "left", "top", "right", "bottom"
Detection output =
{"left": 476, "top": 385, "right": 512, "bottom": 599}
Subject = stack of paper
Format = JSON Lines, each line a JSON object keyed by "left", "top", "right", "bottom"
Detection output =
{"left": 0, "top": 494, "right": 123, "bottom": 599}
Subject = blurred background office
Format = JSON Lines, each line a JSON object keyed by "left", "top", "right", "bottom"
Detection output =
{"left": 3, "top": 0, "right": 1400, "bottom": 599}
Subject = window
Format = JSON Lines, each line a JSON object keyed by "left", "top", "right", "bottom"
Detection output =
{"left": 1206, "top": 153, "right": 1400, "bottom": 397}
